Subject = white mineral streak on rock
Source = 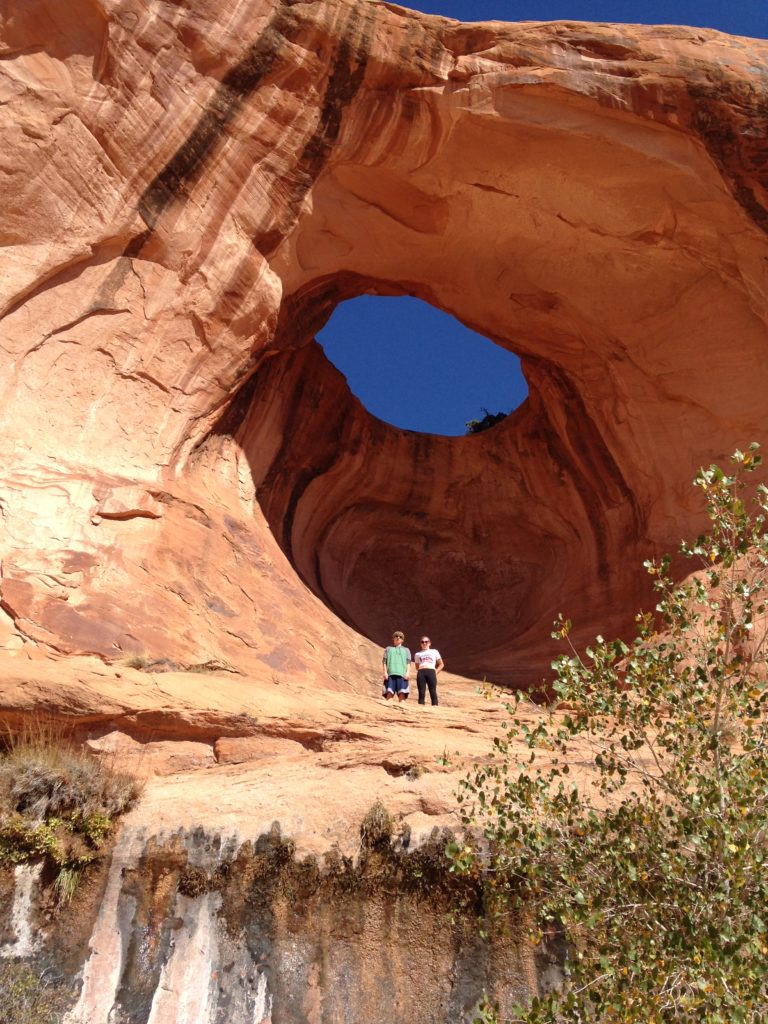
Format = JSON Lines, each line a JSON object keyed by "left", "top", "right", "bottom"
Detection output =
{"left": 63, "top": 828, "right": 145, "bottom": 1024}
{"left": 253, "top": 970, "right": 273, "bottom": 1024}
{"left": 0, "top": 862, "right": 43, "bottom": 958}
{"left": 146, "top": 893, "right": 218, "bottom": 1024}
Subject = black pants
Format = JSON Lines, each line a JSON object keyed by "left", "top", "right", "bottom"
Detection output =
{"left": 417, "top": 668, "right": 438, "bottom": 705}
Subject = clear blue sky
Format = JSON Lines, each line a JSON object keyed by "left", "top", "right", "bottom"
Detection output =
{"left": 317, "top": 0, "right": 767, "bottom": 436}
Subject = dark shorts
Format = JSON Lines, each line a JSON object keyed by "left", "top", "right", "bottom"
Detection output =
{"left": 385, "top": 675, "right": 409, "bottom": 696}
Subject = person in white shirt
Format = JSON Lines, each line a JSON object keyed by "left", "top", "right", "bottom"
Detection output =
{"left": 414, "top": 636, "right": 444, "bottom": 706}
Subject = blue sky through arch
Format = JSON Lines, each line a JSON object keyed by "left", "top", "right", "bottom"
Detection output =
{"left": 317, "top": 296, "right": 528, "bottom": 436}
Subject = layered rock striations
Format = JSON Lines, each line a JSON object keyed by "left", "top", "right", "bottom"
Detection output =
{"left": 2, "top": 0, "right": 768, "bottom": 682}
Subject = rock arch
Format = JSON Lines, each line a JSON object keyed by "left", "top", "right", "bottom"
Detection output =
{"left": 1, "top": 0, "right": 767, "bottom": 684}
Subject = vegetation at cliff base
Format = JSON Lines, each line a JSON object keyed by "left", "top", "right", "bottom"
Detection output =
{"left": 360, "top": 799, "right": 395, "bottom": 851}
{"left": 0, "top": 720, "right": 142, "bottom": 901}
{"left": 451, "top": 446, "right": 768, "bottom": 1023}
{"left": 0, "top": 961, "right": 72, "bottom": 1024}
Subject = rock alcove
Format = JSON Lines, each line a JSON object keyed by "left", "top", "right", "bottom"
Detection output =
{"left": 2, "top": 1, "right": 768, "bottom": 686}
{"left": 224, "top": 287, "right": 549, "bottom": 676}
{"left": 207, "top": 38, "right": 768, "bottom": 683}
{"left": 216, "top": 260, "right": 654, "bottom": 683}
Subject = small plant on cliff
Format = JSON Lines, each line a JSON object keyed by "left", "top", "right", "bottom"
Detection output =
{"left": 452, "top": 445, "right": 768, "bottom": 1023}
{"left": 465, "top": 408, "right": 508, "bottom": 435}
{"left": 0, "top": 961, "right": 72, "bottom": 1024}
{"left": 360, "top": 799, "right": 394, "bottom": 852}
{"left": 0, "top": 720, "right": 142, "bottom": 900}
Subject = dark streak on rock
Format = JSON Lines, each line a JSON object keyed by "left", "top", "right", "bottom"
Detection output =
{"left": 252, "top": 5, "right": 373, "bottom": 257}
{"left": 687, "top": 82, "right": 768, "bottom": 234}
{"left": 136, "top": 11, "right": 294, "bottom": 229}
{"left": 112, "top": 837, "right": 188, "bottom": 1023}
{"left": 123, "top": 230, "right": 152, "bottom": 259}
{"left": 158, "top": 0, "right": 377, "bottom": 449}
{"left": 134, "top": 0, "right": 373, "bottom": 264}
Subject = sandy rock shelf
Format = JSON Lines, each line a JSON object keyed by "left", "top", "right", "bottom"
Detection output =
{"left": 0, "top": 653, "right": 540, "bottom": 856}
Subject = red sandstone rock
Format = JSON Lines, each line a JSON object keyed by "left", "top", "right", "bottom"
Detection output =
{"left": 0, "top": 655, "right": 521, "bottom": 853}
{"left": 1, "top": 0, "right": 768, "bottom": 684}
{"left": 214, "top": 734, "right": 307, "bottom": 764}
{"left": 86, "top": 730, "right": 216, "bottom": 776}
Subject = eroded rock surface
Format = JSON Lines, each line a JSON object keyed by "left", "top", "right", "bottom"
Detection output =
{"left": 2, "top": 826, "right": 542, "bottom": 1024}
{"left": 2, "top": 0, "right": 768, "bottom": 684}
{"left": 0, "top": 655, "right": 568, "bottom": 1022}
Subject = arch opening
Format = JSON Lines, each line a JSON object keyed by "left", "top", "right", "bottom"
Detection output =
{"left": 316, "top": 295, "right": 528, "bottom": 436}
{"left": 224, "top": 277, "right": 650, "bottom": 685}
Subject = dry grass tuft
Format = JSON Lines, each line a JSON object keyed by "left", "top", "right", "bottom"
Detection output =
{"left": 0, "top": 719, "right": 141, "bottom": 822}
{"left": 360, "top": 799, "right": 394, "bottom": 851}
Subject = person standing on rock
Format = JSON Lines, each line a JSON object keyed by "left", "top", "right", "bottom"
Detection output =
{"left": 382, "top": 631, "right": 412, "bottom": 702}
{"left": 414, "top": 636, "right": 444, "bottom": 706}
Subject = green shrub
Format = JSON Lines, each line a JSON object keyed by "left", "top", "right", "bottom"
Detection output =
{"left": 465, "top": 409, "right": 508, "bottom": 435}
{"left": 0, "top": 719, "right": 142, "bottom": 901}
{"left": 0, "top": 815, "right": 62, "bottom": 864}
{"left": 454, "top": 445, "right": 768, "bottom": 1023}
{"left": 0, "top": 961, "right": 70, "bottom": 1024}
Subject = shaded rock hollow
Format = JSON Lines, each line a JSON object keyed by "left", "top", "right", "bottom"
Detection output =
{"left": 1, "top": 0, "right": 768, "bottom": 683}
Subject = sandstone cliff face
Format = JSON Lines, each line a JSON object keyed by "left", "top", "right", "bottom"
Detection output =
{"left": 1, "top": 826, "right": 550, "bottom": 1024}
{"left": 0, "top": 660, "right": 574, "bottom": 1023}
{"left": 2, "top": 0, "right": 768, "bottom": 683}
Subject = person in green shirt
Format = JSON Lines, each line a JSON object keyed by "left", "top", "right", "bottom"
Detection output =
{"left": 382, "top": 631, "right": 412, "bottom": 702}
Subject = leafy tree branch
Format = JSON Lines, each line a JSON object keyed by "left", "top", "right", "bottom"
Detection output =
{"left": 451, "top": 445, "right": 768, "bottom": 1024}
